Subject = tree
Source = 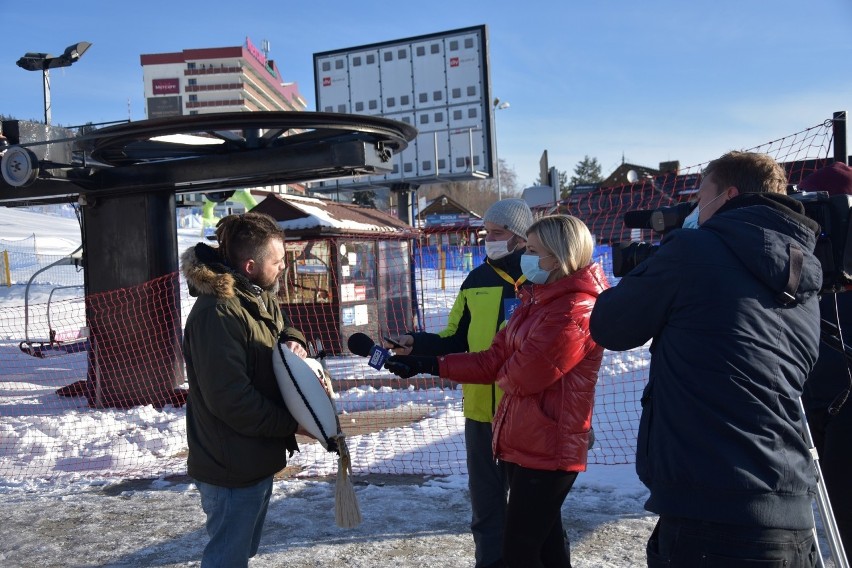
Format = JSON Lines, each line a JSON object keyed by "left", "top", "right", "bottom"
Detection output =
{"left": 570, "top": 156, "right": 603, "bottom": 190}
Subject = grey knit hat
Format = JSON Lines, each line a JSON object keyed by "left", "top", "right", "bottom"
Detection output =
{"left": 483, "top": 198, "right": 534, "bottom": 239}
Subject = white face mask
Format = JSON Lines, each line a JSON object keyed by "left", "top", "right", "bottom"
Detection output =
{"left": 485, "top": 238, "right": 515, "bottom": 260}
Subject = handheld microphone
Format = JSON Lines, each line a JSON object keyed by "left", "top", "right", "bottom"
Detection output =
{"left": 347, "top": 332, "right": 390, "bottom": 370}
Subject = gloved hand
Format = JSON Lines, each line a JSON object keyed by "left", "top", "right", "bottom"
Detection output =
{"left": 384, "top": 355, "right": 439, "bottom": 379}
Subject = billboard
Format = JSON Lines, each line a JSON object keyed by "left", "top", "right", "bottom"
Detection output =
{"left": 147, "top": 96, "right": 182, "bottom": 119}
{"left": 313, "top": 25, "right": 493, "bottom": 191}
{"left": 152, "top": 78, "right": 180, "bottom": 95}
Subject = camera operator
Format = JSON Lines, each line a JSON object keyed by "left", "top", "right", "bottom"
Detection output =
{"left": 799, "top": 162, "right": 852, "bottom": 564}
{"left": 589, "top": 151, "right": 824, "bottom": 567}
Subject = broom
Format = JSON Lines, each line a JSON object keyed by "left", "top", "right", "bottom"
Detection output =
{"left": 332, "top": 434, "right": 362, "bottom": 528}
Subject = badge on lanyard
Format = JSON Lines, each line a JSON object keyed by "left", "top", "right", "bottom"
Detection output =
{"left": 504, "top": 298, "right": 521, "bottom": 321}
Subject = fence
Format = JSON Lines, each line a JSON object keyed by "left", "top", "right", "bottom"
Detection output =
{"left": 0, "top": 115, "right": 838, "bottom": 482}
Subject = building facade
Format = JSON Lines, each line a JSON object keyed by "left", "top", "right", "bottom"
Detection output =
{"left": 140, "top": 37, "right": 309, "bottom": 199}
{"left": 140, "top": 37, "right": 307, "bottom": 118}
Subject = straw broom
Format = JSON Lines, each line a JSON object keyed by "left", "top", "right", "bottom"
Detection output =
{"left": 332, "top": 434, "right": 361, "bottom": 528}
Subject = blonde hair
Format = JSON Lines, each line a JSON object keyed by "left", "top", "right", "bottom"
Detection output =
{"left": 528, "top": 215, "right": 594, "bottom": 276}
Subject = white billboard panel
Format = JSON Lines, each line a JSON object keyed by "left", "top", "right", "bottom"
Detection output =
{"left": 313, "top": 25, "right": 492, "bottom": 192}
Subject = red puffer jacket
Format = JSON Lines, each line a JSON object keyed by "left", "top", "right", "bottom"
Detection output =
{"left": 438, "top": 262, "right": 608, "bottom": 472}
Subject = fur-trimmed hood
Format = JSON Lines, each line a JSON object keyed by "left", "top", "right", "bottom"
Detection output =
{"left": 181, "top": 242, "right": 242, "bottom": 299}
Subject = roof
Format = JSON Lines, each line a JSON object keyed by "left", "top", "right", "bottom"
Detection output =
{"left": 252, "top": 194, "right": 417, "bottom": 237}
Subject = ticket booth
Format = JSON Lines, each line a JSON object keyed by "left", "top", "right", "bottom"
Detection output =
{"left": 252, "top": 194, "right": 418, "bottom": 354}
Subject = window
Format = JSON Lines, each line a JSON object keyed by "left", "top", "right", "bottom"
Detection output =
{"left": 401, "top": 116, "right": 411, "bottom": 124}
{"left": 324, "top": 106, "right": 333, "bottom": 112}
{"left": 416, "top": 46, "right": 426, "bottom": 57}
{"left": 386, "top": 97, "right": 396, "bottom": 108}
{"left": 464, "top": 38, "right": 474, "bottom": 49}
{"left": 430, "top": 44, "right": 440, "bottom": 54}
{"left": 335, "top": 59, "right": 344, "bottom": 69}
{"left": 400, "top": 95, "right": 410, "bottom": 106}
{"left": 434, "top": 112, "right": 444, "bottom": 122}
{"left": 423, "top": 160, "right": 432, "bottom": 171}
{"left": 187, "top": 62, "right": 196, "bottom": 69}
{"left": 188, "top": 79, "right": 197, "bottom": 86}
{"left": 366, "top": 54, "right": 376, "bottom": 64}
{"left": 337, "top": 104, "right": 347, "bottom": 113}
{"left": 352, "top": 56, "right": 362, "bottom": 67}
{"left": 404, "top": 163, "right": 413, "bottom": 172}
{"left": 419, "top": 114, "right": 429, "bottom": 124}
{"left": 398, "top": 49, "right": 408, "bottom": 59}
{"left": 368, "top": 100, "right": 378, "bottom": 110}
{"left": 433, "top": 91, "right": 443, "bottom": 101}
{"left": 467, "top": 86, "right": 477, "bottom": 96}
{"left": 336, "top": 240, "right": 377, "bottom": 302}
{"left": 473, "top": 156, "right": 480, "bottom": 166}
{"left": 452, "top": 88, "right": 461, "bottom": 99}
{"left": 468, "top": 108, "right": 478, "bottom": 118}
{"left": 419, "top": 93, "right": 428, "bottom": 103}
{"left": 279, "top": 240, "right": 339, "bottom": 305}
{"left": 449, "top": 40, "right": 459, "bottom": 51}
{"left": 392, "top": 164, "right": 400, "bottom": 173}
{"left": 456, "top": 157, "right": 467, "bottom": 167}
{"left": 438, "top": 159, "right": 446, "bottom": 170}
{"left": 321, "top": 61, "right": 331, "bottom": 72}
{"left": 453, "top": 110, "right": 462, "bottom": 120}
{"left": 384, "top": 51, "right": 393, "bottom": 62}
{"left": 355, "top": 102, "right": 364, "bottom": 112}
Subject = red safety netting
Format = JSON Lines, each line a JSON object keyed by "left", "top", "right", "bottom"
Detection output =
{"left": 0, "top": 116, "right": 837, "bottom": 481}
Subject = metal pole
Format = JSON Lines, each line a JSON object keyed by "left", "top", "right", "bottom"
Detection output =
{"left": 800, "top": 396, "right": 849, "bottom": 568}
{"left": 43, "top": 68, "right": 51, "bottom": 125}
{"left": 833, "top": 111, "right": 847, "bottom": 166}
{"left": 493, "top": 109, "right": 502, "bottom": 200}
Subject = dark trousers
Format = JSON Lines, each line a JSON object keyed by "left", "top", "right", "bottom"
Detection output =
{"left": 502, "top": 461, "right": 577, "bottom": 568}
{"left": 807, "top": 402, "right": 852, "bottom": 565}
{"left": 466, "top": 419, "right": 507, "bottom": 568}
{"left": 647, "top": 515, "right": 818, "bottom": 567}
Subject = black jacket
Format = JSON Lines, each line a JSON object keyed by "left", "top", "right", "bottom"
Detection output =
{"left": 181, "top": 243, "right": 306, "bottom": 487}
{"left": 590, "top": 193, "right": 822, "bottom": 529}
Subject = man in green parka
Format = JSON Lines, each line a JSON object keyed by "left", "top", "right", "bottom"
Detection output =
{"left": 386, "top": 199, "right": 534, "bottom": 568}
{"left": 181, "top": 212, "right": 308, "bottom": 568}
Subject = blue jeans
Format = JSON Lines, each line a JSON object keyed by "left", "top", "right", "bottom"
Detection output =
{"left": 647, "top": 515, "right": 818, "bottom": 567}
{"left": 196, "top": 477, "right": 274, "bottom": 568}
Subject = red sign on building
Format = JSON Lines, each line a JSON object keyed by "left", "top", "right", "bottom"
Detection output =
{"left": 322, "top": 77, "right": 331, "bottom": 87}
{"left": 449, "top": 57, "right": 459, "bottom": 67}
{"left": 152, "top": 78, "right": 180, "bottom": 95}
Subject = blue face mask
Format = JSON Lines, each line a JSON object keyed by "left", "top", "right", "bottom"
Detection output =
{"left": 521, "top": 253, "right": 554, "bottom": 284}
{"left": 682, "top": 206, "right": 700, "bottom": 229}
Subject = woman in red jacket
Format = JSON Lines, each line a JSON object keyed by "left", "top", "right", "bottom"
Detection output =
{"left": 386, "top": 215, "right": 609, "bottom": 568}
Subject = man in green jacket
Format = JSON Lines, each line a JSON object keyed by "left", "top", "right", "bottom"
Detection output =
{"left": 387, "top": 198, "right": 534, "bottom": 568}
{"left": 181, "top": 212, "right": 308, "bottom": 568}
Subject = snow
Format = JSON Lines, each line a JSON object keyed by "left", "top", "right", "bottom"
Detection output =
{"left": 0, "top": 206, "right": 833, "bottom": 567}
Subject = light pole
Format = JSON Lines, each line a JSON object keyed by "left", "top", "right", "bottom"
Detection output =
{"left": 16, "top": 42, "right": 92, "bottom": 125}
{"left": 493, "top": 98, "right": 510, "bottom": 200}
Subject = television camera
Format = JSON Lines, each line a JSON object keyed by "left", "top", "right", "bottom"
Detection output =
{"left": 612, "top": 192, "right": 852, "bottom": 295}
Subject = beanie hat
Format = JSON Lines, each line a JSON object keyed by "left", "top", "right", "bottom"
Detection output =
{"left": 483, "top": 199, "right": 534, "bottom": 239}
{"left": 798, "top": 162, "right": 852, "bottom": 196}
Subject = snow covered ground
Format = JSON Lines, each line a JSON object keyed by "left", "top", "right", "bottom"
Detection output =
{"left": 0, "top": 206, "right": 836, "bottom": 567}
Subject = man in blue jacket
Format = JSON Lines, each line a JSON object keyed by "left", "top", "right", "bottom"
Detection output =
{"left": 590, "top": 151, "right": 823, "bottom": 567}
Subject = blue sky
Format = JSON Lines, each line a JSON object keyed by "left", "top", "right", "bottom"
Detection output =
{"left": 3, "top": 0, "right": 851, "bottom": 188}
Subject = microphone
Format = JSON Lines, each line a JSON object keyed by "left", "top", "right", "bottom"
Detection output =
{"left": 347, "top": 332, "right": 391, "bottom": 370}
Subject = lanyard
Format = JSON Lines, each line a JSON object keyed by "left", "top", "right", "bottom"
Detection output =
{"left": 490, "top": 263, "right": 527, "bottom": 293}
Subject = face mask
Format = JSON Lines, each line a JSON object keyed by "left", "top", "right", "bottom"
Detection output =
{"left": 683, "top": 189, "right": 726, "bottom": 229}
{"left": 521, "top": 254, "right": 554, "bottom": 284}
{"left": 682, "top": 206, "right": 700, "bottom": 229}
{"left": 485, "top": 239, "right": 514, "bottom": 260}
